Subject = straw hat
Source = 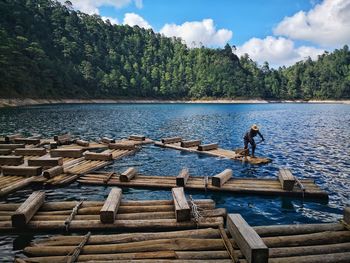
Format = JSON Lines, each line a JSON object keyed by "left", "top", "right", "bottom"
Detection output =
{"left": 251, "top": 124, "right": 259, "bottom": 131}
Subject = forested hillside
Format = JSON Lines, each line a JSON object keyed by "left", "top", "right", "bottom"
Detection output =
{"left": 0, "top": 0, "right": 349, "bottom": 99}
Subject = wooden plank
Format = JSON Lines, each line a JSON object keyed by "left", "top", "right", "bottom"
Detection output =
{"left": 54, "top": 134, "right": 71, "bottom": 143}
{"left": 2, "top": 166, "right": 42, "bottom": 176}
{"left": 120, "top": 167, "right": 137, "bottom": 182}
{"left": 129, "top": 135, "right": 146, "bottom": 141}
{"left": 0, "top": 149, "right": 12, "bottom": 155}
{"left": 181, "top": 140, "right": 201, "bottom": 148}
{"left": 5, "top": 134, "right": 21, "bottom": 143}
{"left": 14, "top": 148, "right": 47, "bottom": 156}
{"left": 161, "top": 137, "right": 182, "bottom": 144}
{"left": 176, "top": 168, "right": 190, "bottom": 187}
{"left": 198, "top": 143, "right": 218, "bottom": 151}
{"left": 11, "top": 191, "right": 45, "bottom": 227}
{"left": 43, "top": 166, "right": 64, "bottom": 179}
{"left": 227, "top": 214, "right": 268, "bottom": 263}
{"left": 85, "top": 152, "right": 113, "bottom": 161}
{"left": 344, "top": 207, "right": 350, "bottom": 225}
{"left": 13, "top": 138, "right": 40, "bottom": 145}
{"left": 212, "top": 169, "right": 233, "bottom": 187}
{"left": 100, "top": 188, "right": 122, "bottom": 223}
{"left": 101, "top": 137, "right": 115, "bottom": 144}
{"left": 278, "top": 169, "right": 295, "bottom": 191}
{"left": 172, "top": 187, "right": 190, "bottom": 222}
{"left": 0, "top": 144, "right": 25, "bottom": 150}
{"left": 50, "top": 149, "right": 83, "bottom": 158}
{"left": 28, "top": 157, "right": 63, "bottom": 167}
{"left": 109, "top": 143, "right": 135, "bottom": 150}
{"left": 0, "top": 155, "right": 24, "bottom": 166}
{"left": 76, "top": 140, "right": 89, "bottom": 147}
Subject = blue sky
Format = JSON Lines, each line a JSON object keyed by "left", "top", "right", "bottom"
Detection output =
{"left": 62, "top": 0, "right": 350, "bottom": 67}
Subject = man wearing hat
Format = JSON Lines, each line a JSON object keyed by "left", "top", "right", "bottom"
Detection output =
{"left": 243, "top": 124, "right": 264, "bottom": 158}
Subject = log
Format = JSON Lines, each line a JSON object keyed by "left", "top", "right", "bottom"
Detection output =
{"left": 0, "top": 144, "right": 25, "bottom": 150}
{"left": 43, "top": 166, "right": 64, "bottom": 179}
{"left": 198, "top": 143, "right": 218, "bottom": 151}
{"left": 101, "top": 137, "right": 115, "bottom": 144}
{"left": 129, "top": 135, "right": 146, "bottom": 141}
{"left": 5, "top": 134, "right": 21, "bottom": 142}
{"left": 0, "top": 176, "right": 37, "bottom": 196}
{"left": 109, "top": 143, "right": 135, "bottom": 150}
{"left": 161, "top": 137, "right": 182, "bottom": 144}
{"left": 2, "top": 166, "right": 42, "bottom": 176}
{"left": 268, "top": 251, "right": 350, "bottom": 263}
{"left": 11, "top": 191, "right": 45, "bottom": 227}
{"left": 278, "top": 169, "right": 295, "bottom": 191}
{"left": 227, "top": 214, "right": 268, "bottom": 263}
{"left": 100, "top": 188, "right": 122, "bottom": 223}
{"left": 176, "top": 168, "right": 190, "bottom": 187}
{"left": 14, "top": 148, "right": 47, "bottom": 156}
{"left": 344, "top": 207, "right": 350, "bottom": 224}
{"left": 181, "top": 140, "right": 201, "bottom": 148}
{"left": 50, "top": 149, "right": 83, "bottom": 158}
{"left": 212, "top": 169, "right": 232, "bottom": 187}
{"left": 54, "top": 134, "right": 71, "bottom": 144}
{"left": 28, "top": 157, "right": 63, "bottom": 167}
{"left": 0, "top": 155, "right": 24, "bottom": 165}
{"left": 76, "top": 140, "right": 89, "bottom": 147}
{"left": 172, "top": 187, "right": 190, "bottom": 222}
{"left": 13, "top": 138, "right": 41, "bottom": 145}
{"left": 50, "top": 142, "right": 58, "bottom": 149}
{"left": 84, "top": 152, "right": 113, "bottom": 161}
{"left": 120, "top": 167, "right": 137, "bottom": 182}
{"left": 0, "top": 149, "right": 12, "bottom": 155}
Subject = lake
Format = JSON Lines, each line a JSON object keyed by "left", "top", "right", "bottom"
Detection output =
{"left": 0, "top": 103, "right": 349, "bottom": 261}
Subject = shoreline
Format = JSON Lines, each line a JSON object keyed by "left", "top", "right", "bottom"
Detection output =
{"left": 0, "top": 98, "right": 349, "bottom": 108}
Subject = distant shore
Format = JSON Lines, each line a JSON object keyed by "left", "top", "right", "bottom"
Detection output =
{"left": 0, "top": 98, "right": 349, "bottom": 108}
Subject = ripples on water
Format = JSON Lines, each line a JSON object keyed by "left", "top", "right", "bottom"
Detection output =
{"left": 0, "top": 103, "right": 349, "bottom": 261}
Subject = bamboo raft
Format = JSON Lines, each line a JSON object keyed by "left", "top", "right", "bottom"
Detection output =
{"left": 154, "top": 136, "right": 271, "bottom": 165}
{"left": 0, "top": 187, "right": 225, "bottom": 232}
{"left": 15, "top": 207, "right": 350, "bottom": 263}
{"left": 78, "top": 168, "right": 328, "bottom": 200}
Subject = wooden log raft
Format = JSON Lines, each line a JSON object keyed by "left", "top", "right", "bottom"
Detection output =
{"left": 120, "top": 167, "right": 137, "bottom": 182}
{"left": 176, "top": 168, "right": 190, "bottom": 187}
{"left": 14, "top": 148, "right": 47, "bottom": 156}
{"left": 12, "top": 191, "right": 45, "bottom": 227}
{"left": 0, "top": 155, "right": 24, "bottom": 166}
{"left": 1, "top": 166, "right": 42, "bottom": 176}
{"left": 129, "top": 135, "right": 146, "bottom": 141}
{"left": 50, "top": 149, "right": 84, "bottom": 158}
{"left": 0, "top": 143, "right": 25, "bottom": 149}
{"left": 28, "top": 157, "right": 63, "bottom": 167}
{"left": 172, "top": 187, "right": 190, "bottom": 222}
{"left": 84, "top": 152, "right": 113, "bottom": 161}
{"left": 278, "top": 168, "right": 295, "bottom": 191}
{"left": 161, "top": 137, "right": 182, "bottom": 144}
{"left": 227, "top": 214, "right": 268, "bottom": 263}
{"left": 181, "top": 139, "right": 201, "bottom": 148}
{"left": 212, "top": 169, "right": 233, "bottom": 187}
{"left": 100, "top": 188, "right": 122, "bottom": 223}
{"left": 198, "top": 143, "right": 218, "bottom": 151}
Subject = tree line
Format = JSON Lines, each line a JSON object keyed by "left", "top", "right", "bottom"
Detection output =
{"left": 0, "top": 0, "right": 349, "bottom": 99}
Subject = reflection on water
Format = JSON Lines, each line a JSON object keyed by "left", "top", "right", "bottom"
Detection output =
{"left": 0, "top": 103, "right": 349, "bottom": 261}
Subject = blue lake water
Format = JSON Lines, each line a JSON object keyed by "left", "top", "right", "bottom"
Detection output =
{"left": 0, "top": 103, "right": 349, "bottom": 261}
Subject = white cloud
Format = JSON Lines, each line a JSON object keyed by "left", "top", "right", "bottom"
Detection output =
{"left": 59, "top": 0, "right": 143, "bottom": 15}
{"left": 102, "top": 16, "right": 119, "bottom": 25}
{"left": 160, "top": 19, "right": 232, "bottom": 47}
{"left": 123, "top": 13, "right": 152, "bottom": 29}
{"left": 236, "top": 36, "right": 325, "bottom": 67}
{"left": 274, "top": 0, "right": 350, "bottom": 47}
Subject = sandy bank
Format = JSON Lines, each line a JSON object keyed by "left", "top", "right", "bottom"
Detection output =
{"left": 0, "top": 98, "right": 349, "bottom": 108}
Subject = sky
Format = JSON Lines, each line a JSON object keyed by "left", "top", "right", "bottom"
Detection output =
{"left": 59, "top": 0, "right": 350, "bottom": 68}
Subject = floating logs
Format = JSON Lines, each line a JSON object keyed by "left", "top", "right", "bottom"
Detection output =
{"left": 129, "top": 134, "right": 146, "bottom": 141}
{"left": 100, "top": 187, "right": 122, "bottom": 223}
{"left": 161, "top": 137, "right": 182, "bottom": 144}
{"left": 198, "top": 143, "right": 218, "bottom": 151}
{"left": 14, "top": 148, "right": 47, "bottom": 156}
{"left": 212, "top": 169, "right": 233, "bottom": 187}
{"left": 28, "top": 157, "right": 63, "bottom": 167}
{"left": 0, "top": 155, "right": 24, "bottom": 166}
{"left": 119, "top": 167, "right": 137, "bottom": 182}
{"left": 1, "top": 166, "right": 42, "bottom": 176}
{"left": 84, "top": 152, "right": 113, "bottom": 161}
{"left": 181, "top": 139, "right": 201, "bottom": 148}
{"left": 176, "top": 168, "right": 190, "bottom": 187}
{"left": 50, "top": 149, "right": 84, "bottom": 158}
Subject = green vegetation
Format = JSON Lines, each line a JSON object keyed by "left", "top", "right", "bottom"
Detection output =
{"left": 0, "top": 0, "right": 349, "bottom": 99}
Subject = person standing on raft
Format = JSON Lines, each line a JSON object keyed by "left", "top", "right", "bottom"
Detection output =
{"left": 244, "top": 124, "right": 264, "bottom": 158}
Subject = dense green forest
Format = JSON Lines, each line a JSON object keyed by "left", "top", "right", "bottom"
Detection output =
{"left": 0, "top": 0, "right": 349, "bottom": 99}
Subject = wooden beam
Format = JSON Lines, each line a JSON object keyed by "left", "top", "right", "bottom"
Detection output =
{"left": 11, "top": 191, "right": 45, "bottom": 227}
{"left": 28, "top": 157, "right": 63, "bottom": 167}
{"left": 54, "top": 134, "right": 71, "bottom": 144}
{"left": 120, "top": 167, "right": 137, "bottom": 182}
{"left": 161, "top": 137, "right": 182, "bottom": 144}
{"left": 101, "top": 137, "right": 115, "bottom": 144}
{"left": 129, "top": 135, "right": 146, "bottom": 141}
{"left": 76, "top": 140, "right": 89, "bottom": 147}
{"left": 180, "top": 140, "right": 201, "bottom": 148}
{"left": 344, "top": 207, "right": 350, "bottom": 225}
{"left": 13, "top": 138, "right": 40, "bottom": 145}
{"left": 176, "top": 168, "right": 190, "bottom": 187}
{"left": 172, "top": 187, "right": 190, "bottom": 222}
{"left": 227, "top": 214, "right": 268, "bottom": 263}
{"left": 43, "top": 166, "right": 64, "bottom": 179}
{"left": 0, "top": 144, "right": 25, "bottom": 150}
{"left": 0, "top": 149, "right": 12, "bottom": 155}
{"left": 2, "top": 166, "right": 42, "bottom": 176}
{"left": 5, "top": 134, "right": 21, "bottom": 143}
{"left": 84, "top": 152, "right": 113, "bottom": 161}
{"left": 100, "top": 188, "right": 122, "bottom": 223}
{"left": 212, "top": 169, "right": 232, "bottom": 187}
{"left": 14, "top": 148, "right": 47, "bottom": 156}
{"left": 50, "top": 149, "right": 83, "bottom": 158}
{"left": 0, "top": 155, "right": 24, "bottom": 166}
{"left": 50, "top": 142, "right": 58, "bottom": 149}
{"left": 198, "top": 143, "right": 218, "bottom": 151}
{"left": 278, "top": 169, "right": 295, "bottom": 191}
{"left": 109, "top": 143, "right": 135, "bottom": 150}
